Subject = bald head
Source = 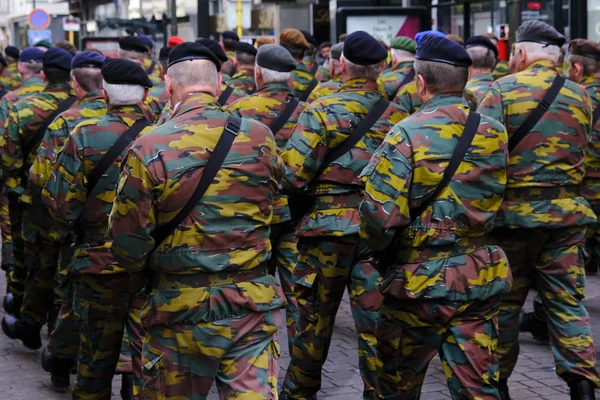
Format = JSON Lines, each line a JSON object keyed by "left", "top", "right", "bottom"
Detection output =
{"left": 166, "top": 59, "right": 221, "bottom": 105}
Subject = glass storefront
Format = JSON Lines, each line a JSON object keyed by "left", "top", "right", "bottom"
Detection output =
{"left": 589, "top": 0, "right": 600, "bottom": 41}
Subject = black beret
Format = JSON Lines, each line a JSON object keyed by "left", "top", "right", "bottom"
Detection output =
{"left": 71, "top": 51, "right": 105, "bottom": 69}
{"left": 343, "top": 31, "right": 387, "bottom": 66}
{"left": 256, "top": 44, "right": 296, "bottom": 72}
{"left": 569, "top": 39, "right": 600, "bottom": 61}
{"left": 119, "top": 36, "right": 149, "bottom": 54}
{"left": 465, "top": 35, "right": 498, "bottom": 58}
{"left": 42, "top": 47, "right": 73, "bottom": 71}
{"left": 0, "top": 54, "right": 6, "bottom": 68}
{"left": 235, "top": 42, "right": 257, "bottom": 56}
{"left": 101, "top": 58, "right": 153, "bottom": 88}
{"left": 301, "top": 30, "right": 318, "bottom": 47}
{"left": 196, "top": 38, "right": 228, "bottom": 62}
{"left": 168, "top": 42, "right": 221, "bottom": 72}
{"left": 416, "top": 34, "right": 472, "bottom": 67}
{"left": 222, "top": 31, "right": 239, "bottom": 41}
{"left": 158, "top": 46, "right": 171, "bottom": 61}
{"left": 516, "top": 20, "right": 565, "bottom": 48}
{"left": 5, "top": 46, "right": 20, "bottom": 60}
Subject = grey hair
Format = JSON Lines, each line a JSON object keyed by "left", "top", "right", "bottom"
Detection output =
{"left": 118, "top": 49, "right": 145, "bottom": 62}
{"left": 466, "top": 46, "right": 496, "bottom": 69}
{"left": 391, "top": 49, "right": 415, "bottom": 60}
{"left": 516, "top": 42, "right": 560, "bottom": 64}
{"left": 256, "top": 65, "right": 291, "bottom": 84}
{"left": 341, "top": 55, "right": 384, "bottom": 80}
{"left": 102, "top": 80, "right": 145, "bottom": 105}
{"left": 19, "top": 62, "right": 43, "bottom": 75}
{"left": 414, "top": 59, "right": 468, "bottom": 94}
{"left": 167, "top": 59, "right": 219, "bottom": 92}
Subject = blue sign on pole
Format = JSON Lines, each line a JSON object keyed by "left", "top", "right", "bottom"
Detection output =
{"left": 28, "top": 9, "right": 51, "bottom": 31}
{"left": 28, "top": 29, "right": 52, "bottom": 45}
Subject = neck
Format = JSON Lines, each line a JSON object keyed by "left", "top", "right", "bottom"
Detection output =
{"left": 172, "top": 88, "right": 216, "bottom": 105}
{"left": 394, "top": 58, "right": 414, "bottom": 68}
{"left": 22, "top": 73, "right": 40, "bottom": 81}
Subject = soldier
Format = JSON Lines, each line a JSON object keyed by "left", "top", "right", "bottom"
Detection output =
{"left": 478, "top": 20, "right": 600, "bottom": 399}
{"left": 315, "top": 41, "right": 332, "bottom": 82}
{"left": 139, "top": 34, "right": 162, "bottom": 85}
{"left": 279, "top": 31, "right": 407, "bottom": 400}
{"left": 227, "top": 42, "right": 257, "bottom": 94}
{"left": 377, "top": 36, "right": 416, "bottom": 101}
{"left": 307, "top": 43, "right": 343, "bottom": 102}
{"left": 41, "top": 58, "right": 154, "bottom": 399}
{"left": 360, "top": 33, "right": 511, "bottom": 400}
{"left": 26, "top": 51, "right": 107, "bottom": 389}
{"left": 301, "top": 30, "right": 319, "bottom": 75}
{"left": 118, "top": 36, "right": 149, "bottom": 67}
{"left": 221, "top": 30, "right": 240, "bottom": 77}
{"left": 1, "top": 46, "right": 23, "bottom": 93}
{"left": 483, "top": 32, "right": 511, "bottom": 79}
{"left": 108, "top": 42, "right": 285, "bottom": 399}
{"left": 0, "top": 54, "right": 8, "bottom": 97}
{"left": 464, "top": 36, "right": 497, "bottom": 109}
{"left": 144, "top": 46, "right": 172, "bottom": 122}
{"left": 0, "top": 48, "right": 75, "bottom": 350}
{"left": 0, "top": 48, "right": 46, "bottom": 318}
{"left": 280, "top": 29, "right": 313, "bottom": 100}
{"left": 35, "top": 40, "right": 52, "bottom": 51}
{"left": 227, "top": 44, "right": 307, "bottom": 352}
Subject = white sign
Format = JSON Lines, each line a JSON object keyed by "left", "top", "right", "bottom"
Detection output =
{"left": 63, "top": 17, "right": 81, "bottom": 32}
{"left": 346, "top": 15, "right": 407, "bottom": 45}
{"left": 227, "top": 0, "right": 251, "bottom": 30}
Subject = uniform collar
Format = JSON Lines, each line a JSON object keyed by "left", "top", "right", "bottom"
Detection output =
{"left": 108, "top": 104, "right": 147, "bottom": 118}
{"left": 22, "top": 76, "right": 44, "bottom": 88}
{"left": 43, "top": 82, "right": 75, "bottom": 96}
{"left": 79, "top": 90, "right": 104, "bottom": 104}
{"left": 525, "top": 60, "right": 557, "bottom": 71}
{"left": 257, "top": 81, "right": 291, "bottom": 93}
{"left": 469, "top": 72, "right": 494, "bottom": 83}
{"left": 171, "top": 92, "right": 220, "bottom": 119}
{"left": 393, "top": 61, "right": 414, "bottom": 72}
{"left": 420, "top": 93, "right": 466, "bottom": 110}
{"left": 233, "top": 66, "right": 254, "bottom": 77}
{"left": 339, "top": 78, "right": 381, "bottom": 93}
{"left": 295, "top": 61, "right": 309, "bottom": 73}
{"left": 579, "top": 75, "right": 600, "bottom": 88}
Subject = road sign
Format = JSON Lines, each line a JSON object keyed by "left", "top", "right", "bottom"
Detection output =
{"left": 28, "top": 9, "right": 51, "bottom": 31}
{"left": 28, "top": 29, "right": 52, "bottom": 45}
{"left": 63, "top": 16, "right": 80, "bottom": 32}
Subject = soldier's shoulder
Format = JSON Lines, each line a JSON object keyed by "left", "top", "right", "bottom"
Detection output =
{"left": 480, "top": 112, "right": 507, "bottom": 133}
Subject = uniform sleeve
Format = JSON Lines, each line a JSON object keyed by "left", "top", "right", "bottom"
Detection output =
{"left": 393, "top": 85, "right": 414, "bottom": 115}
{"left": 359, "top": 126, "right": 413, "bottom": 251}
{"left": 41, "top": 133, "right": 87, "bottom": 229}
{"left": 1, "top": 105, "right": 24, "bottom": 175}
{"left": 280, "top": 106, "right": 328, "bottom": 192}
{"left": 30, "top": 116, "right": 68, "bottom": 194}
{"left": 108, "top": 150, "right": 157, "bottom": 272}
{"left": 477, "top": 82, "right": 505, "bottom": 124}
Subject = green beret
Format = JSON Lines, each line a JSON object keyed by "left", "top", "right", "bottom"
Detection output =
{"left": 35, "top": 40, "right": 52, "bottom": 49}
{"left": 390, "top": 37, "right": 416, "bottom": 54}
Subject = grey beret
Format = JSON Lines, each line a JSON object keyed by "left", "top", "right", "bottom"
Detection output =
{"left": 330, "top": 43, "right": 344, "bottom": 60}
{"left": 516, "top": 20, "right": 565, "bottom": 48}
{"left": 256, "top": 44, "right": 296, "bottom": 72}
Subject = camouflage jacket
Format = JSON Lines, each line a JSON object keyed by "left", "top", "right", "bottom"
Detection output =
{"left": 359, "top": 94, "right": 511, "bottom": 301}
{"left": 315, "top": 65, "right": 331, "bottom": 82}
{"left": 228, "top": 81, "right": 307, "bottom": 224}
{"left": 478, "top": 60, "right": 596, "bottom": 229}
{"left": 492, "top": 59, "right": 510, "bottom": 80}
{"left": 464, "top": 72, "right": 494, "bottom": 109}
{"left": 393, "top": 80, "right": 420, "bottom": 115}
{"left": 377, "top": 61, "right": 415, "bottom": 101}
{"left": 144, "top": 81, "right": 169, "bottom": 122}
{"left": 143, "top": 55, "right": 162, "bottom": 86}
{"left": 28, "top": 91, "right": 107, "bottom": 240}
{"left": 42, "top": 104, "right": 154, "bottom": 274}
{"left": 291, "top": 61, "right": 315, "bottom": 99}
{"left": 281, "top": 78, "right": 408, "bottom": 238}
{"left": 580, "top": 76, "right": 600, "bottom": 207}
{"left": 307, "top": 76, "right": 343, "bottom": 103}
{"left": 227, "top": 66, "right": 256, "bottom": 94}
{"left": 221, "top": 50, "right": 236, "bottom": 77}
{"left": 108, "top": 92, "right": 285, "bottom": 325}
{"left": 303, "top": 55, "right": 318, "bottom": 75}
{"left": 1, "top": 82, "right": 75, "bottom": 196}
{"left": 0, "top": 77, "right": 46, "bottom": 142}
{"left": 0, "top": 63, "right": 23, "bottom": 92}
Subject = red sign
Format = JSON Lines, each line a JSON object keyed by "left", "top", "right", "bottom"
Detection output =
{"left": 28, "top": 9, "right": 51, "bottom": 31}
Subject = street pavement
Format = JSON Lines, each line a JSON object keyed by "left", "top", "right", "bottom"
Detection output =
{"left": 0, "top": 272, "right": 599, "bottom": 399}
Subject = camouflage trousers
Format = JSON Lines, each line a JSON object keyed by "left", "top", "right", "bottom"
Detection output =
{"left": 5, "top": 195, "right": 25, "bottom": 305}
{"left": 491, "top": 226, "right": 600, "bottom": 386}
{"left": 269, "top": 222, "right": 300, "bottom": 354}
{"left": 142, "top": 310, "right": 281, "bottom": 399}
{"left": 376, "top": 296, "right": 501, "bottom": 400}
{"left": 0, "top": 194, "right": 13, "bottom": 272}
{"left": 282, "top": 235, "right": 382, "bottom": 399}
{"left": 72, "top": 273, "right": 145, "bottom": 400}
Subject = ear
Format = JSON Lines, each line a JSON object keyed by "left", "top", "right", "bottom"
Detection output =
{"left": 165, "top": 75, "right": 173, "bottom": 97}
{"left": 340, "top": 57, "right": 347, "bottom": 76}
{"left": 142, "top": 89, "right": 148, "bottom": 103}
{"left": 40, "top": 70, "right": 47, "bottom": 83}
{"left": 575, "top": 62, "right": 584, "bottom": 80}
{"left": 377, "top": 61, "right": 385, "bottom": 75}
{"left": 416, "top": 73, "right": 426, "bottom": 95}
{"left": 102, "top": 89, "right": 109, "bottom": 107}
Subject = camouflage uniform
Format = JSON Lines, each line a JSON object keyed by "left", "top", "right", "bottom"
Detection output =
{"left": 291, "top": 62, "right": 314, "bottom": 99}
{"left": 144, "top": 81, "right": 168, "bottom": 122}
{"left": 360, "top": 93, "right": 511, "bottom": 399}
{"left": 228, "top": 81, "right": 307, "bottom": 353}
{"left": 492, "top": 59, "right": 510, "bottom": 80}
{"left": 42, "top": 104, "right": 154, "bottom": 399}
{"left": 315, "top": 65, "right": 330, "bottom": 82}
{"left": 221, "top": 50, "right": 237, "bottom": 77}
{"left": 302, "top": 55, "right": 318, "bottom": 76}
{"left": 307, "top": 76, "right": 342, "bottom": 103}
{"left": 0, "top": 62, "right": 23, "bottom": 92}
{"left": 29, "top": 90, "right": 107, "bottom": 361}
{"left": 227, "top": 66, "right": 256, "bottom": 94}
{"left": 478, "top": 59, "right": 600, "bottom": 387}
{"left": 143, "top": 55, "right": 162, "bottom": 86}
{"left": 377, "top": 61, "right": 414, "bottom": 101}
{"left": 1, "top": 82, "right": 75, "bottom": 327}
{"left": 393, "top": 80, "right": 420, "bottom": 115}
{"left": 280, "top": 78, "right": 407, "bottom": 399}
{"left": 464, "top": 72, "right": 495, "bottom": 109}
{"left": 108, "top": 92, "right": 286, "bottom": 399}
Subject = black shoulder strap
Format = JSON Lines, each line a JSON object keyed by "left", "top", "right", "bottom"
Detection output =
{"left": 87, "top": 119, "right": 152, "bottom": 195}
{"left": 0, "top": 88, "right": 7, "bottom": 99}
{"left": 316, "top": 96, "right": 389, "bottom": 176}
{"left": 146, "top": 60, "right": 157, "bottom": 75}
{"left": 410, "top": 112, "right": 481, "bottom": 221}
{"left": 300, "top": 79, "right": 319, "bottom": 102}
{"left": 593, "top": 105, "right": 600, "bottom": 127}
{"left": 217, "top": 85, "right": 235, "bottom": 106}
{"left": 23, "top": 96, "right": 77, "bottom": 160}
{"left": 153, "top": 116, "right": 242, "bottom": 247}
{"left": 270, "top": 97, "right": 300, "bottom": 136}
{"left": 389, "top": 69, "right": 416, "bottom": 101}
{"left": 508, "top": 75, "right": 566, "bottom": 152}
{"left": 310, "top": 63, "right": 319, "bottom": 76}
